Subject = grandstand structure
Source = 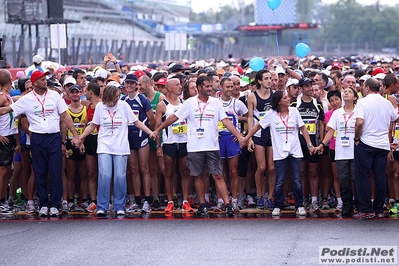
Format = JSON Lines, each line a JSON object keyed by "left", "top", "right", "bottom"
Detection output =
{"left": 1, "top": 0, "right": 193, "bottom": 66}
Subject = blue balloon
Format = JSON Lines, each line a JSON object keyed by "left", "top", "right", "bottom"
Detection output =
{"left": 295, "top": 43, "right": 310, "bottom": 58}
{"left": 267, "top": 0, "right": 281, "bottom": 11}
{"left": 249, "top": 57, "right": 265, "bottom": 71}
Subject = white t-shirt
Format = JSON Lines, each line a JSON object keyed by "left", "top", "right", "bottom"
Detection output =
{"left": 174, "top": 95, "right": 227, "bottom": 152}
{"left": 0, "top": 93, "right": 17, "bottom": 136}
{"left": 92, "top": 100, "right": 137, "bottom": 155}
{"left": 162, "top": 99, "right": 188, "bottom": 144}
{"left": 327, "top": 106, "right": 357, "bottom": 160}
{"left": 11, "top": 89, "right": 67, "bottom": 134}
{"left": 259, "top": 107, "right": 304, "bottom": 160}
{"left": 355, "top": 94, "right": 398, "bottom": 150}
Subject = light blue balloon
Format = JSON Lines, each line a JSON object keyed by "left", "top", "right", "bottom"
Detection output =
{"left": 295, "top": 43, "right": 310, "bottom": 58}
{"left": 267, "top": 0, "right": 281, "bottom": 11}
{"left": 249, "top": 57, "right": 264, "bottom": 71}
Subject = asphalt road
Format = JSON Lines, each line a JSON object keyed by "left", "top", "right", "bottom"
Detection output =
{"left": 0, "top": 217, "right": 398, "bottom": 266}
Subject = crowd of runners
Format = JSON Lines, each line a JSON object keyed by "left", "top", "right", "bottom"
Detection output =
{"left": 0, "top": 52, "right": 398, "bottom": 219}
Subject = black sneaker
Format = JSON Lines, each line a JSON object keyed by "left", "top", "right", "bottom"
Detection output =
{"left": 197, "top": 203, "right": 208, "bottom": 215}
{"left": 151, "top": 198, "right": 161, "bottom": 210}
{"left": 225, "top": 203, "right": 234, "bottom": 217}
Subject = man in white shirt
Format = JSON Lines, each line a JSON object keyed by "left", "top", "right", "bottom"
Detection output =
{"left": 153, "top": 76, "right": 244, "bottom": 216}
{"left": 0, "top": 70, "right": 81, "bottom": 217}
{"left": 354, "top": 77, "right": 399, "bottom": 219}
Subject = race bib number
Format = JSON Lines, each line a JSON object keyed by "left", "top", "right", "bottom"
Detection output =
{"left": 172, "top": 122, "right": 187, "bottom": 134}
{"left": 259, "top": 111, "right": 267, "bottom": 121}
{"left": 218, "top": 117, "right": 233, "bottom": 132}
{"left": 303, "top": 119, "right": 316, "bottom": 134}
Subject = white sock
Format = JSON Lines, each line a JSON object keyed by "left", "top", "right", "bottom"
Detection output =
{"left": 232, "top": 198, "right": 237, "bottom": 203}
{"left": 337, "top": 198, "right": 343, "bottom": 205}
{"left": 204, "top": 193, "right": 210, "bottom": 202}
{"left": 312, "top": 196, "right": 318, "bottom": 203}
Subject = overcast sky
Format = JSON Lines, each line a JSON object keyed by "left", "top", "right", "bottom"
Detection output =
{"left": 191, "top": 0, "right": 397, "bottom": 13}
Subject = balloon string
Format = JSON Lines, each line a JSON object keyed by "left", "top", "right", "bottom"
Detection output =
{"left": 273, "top": 10, "right": 280, "bottom": 56}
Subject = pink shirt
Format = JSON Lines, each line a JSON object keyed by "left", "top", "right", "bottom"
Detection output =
{"left": 325, "top": 109, "right": 335, "bottom": 150}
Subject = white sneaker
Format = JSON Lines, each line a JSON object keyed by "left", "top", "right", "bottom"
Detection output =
{"left": 296, "top": 207, "right": 306, "bottom": 216}
{"left": 272, "top": 207, "right": 281, "bottom": 216}
{"left": 126, "top": 202, "right": 140, "bottom": 213}
{"left": 335, "top": 202, "right": 343, "bottom": 213}
{"left": 26, "top": 200, "right": 36, "bottom": 214}
{"left": 116, "top": 210, "right": 125, "bottom": 216}
{"left": 39, "top": 206, "right": 48, "bottom": 217}
{"left": 141, "top": 201, "right": 151, "bottom": 213}
{"left": 214, "top": 200, "right": 224, "bottom": 212}
{"left": 49, "top": 207, "right": 59, "bottom": 217}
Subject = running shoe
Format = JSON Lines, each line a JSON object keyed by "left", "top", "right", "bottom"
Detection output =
{"left": 245, "top": 195, "right": 255, "bottom": 207}
{"left": 196, "top": 203, "right": 208, "bottom": 215}
{"left": 96, "top": 209, "right": 106, "bottom": 218}
{"left": 68, "top": 202, "right": 77, "bottom": 212}
{"left": 225, "top": 203, "right": 234, "bottom": 217}
{"left": 81, "top": 201, "right": 90, "bottom": 210}
{"left": 328, "top": 195, "right": 337, "bottom": 208}
{"left": 388, "top": 200, "right": 395, "bottom": 210}
{"left": 61, "top": 201, "right": 69, "bottom": 214}
{"left": 151, "top": 198, "right": 161, "bottom": 210}
{"left": 256, "top": 196, "right": 265, "bottom": 210}
{"left": 303, "top": 198, "right": 311, "bottom": 210}
{"left": 26, "top": 200, "right": 36, "bottom": 214}
{"left": 267, "top": 198, "right": 274, "bottom": 210}
{"left": 214, "top": 200, "right": 224, "bottom": 212}
{"left": 296, "top": 207, "right": 306, "bottom": 216}
{"left": 126, "top": 202, "right": 140, "bottom": 213}
{"left": 86, "top": 202, "right": 97, "bottom": 213}
{"left": 4, "top": 199, "right": 13, "bottom": 208}
{"left": 0, "top": 203, "right": 13, "bottom": 214}
{"left": 320, "top": 199, "right": 329, "bottom": 210}
{"left": 116, "top": 210, "right": 125, "bottom": 216}
{"left": 33, "top": 197, "right": 40, "bottom": 209}
{"left": 288, "top": 192, "right": 295, "bottom": 206}
{"left": 188, "top": 197, "right": 195, "bottom": 208}
{"left": 232, "top": 200, "right": 240, "bottom": 212}
{"left": 141, "top": 201, "right": 152, "bottom": 213}
{"left": 352, "top": 212, "right": 375, "bottom": 220}
{"left": 49, "top": 207, "right": 59, "bottom": 217}
{"left": 164, "top": 202, "right": 174, "bottom": 213}
{"left": 272, "top": 207, "right": 281, "bottom": 216}
{"left": 39, "top": 206, "right": 48, "bottom": 217}
{"left": 182, "top": 202, "right": 194, "bottom": 212}
{"left": 310, "top": 201, "right": 320, "bottom": 213}
{"left": 376, "top": 212, "right": 387, "bottom": 218}
{"left": 335, "top": 202, "right": 343, "bottom": 213}
{"left": 389, "top": 203, "right": 398, "bottom": 215}
{"left": 237, "top": 195, "right": 245, "bottom": 210}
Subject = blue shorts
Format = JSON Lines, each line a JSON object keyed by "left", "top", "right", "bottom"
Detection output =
{"left": 128, "top": 133, "right": 149, "bottom": 150}
{"left": 219, "top": 134, "right": 241, "bottom": 159}
{"left": 163, "top": 143, "right": 188, "bottom": 158}
{"left": 14, "top": 152, "right": 22, "bottom": 162}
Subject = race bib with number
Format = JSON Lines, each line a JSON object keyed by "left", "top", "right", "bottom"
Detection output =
{"left": 172, "top": 122, "right": 187, "bottom": 134}
{"left": 303, "top": 119, "right": 317, "bottom": 134}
